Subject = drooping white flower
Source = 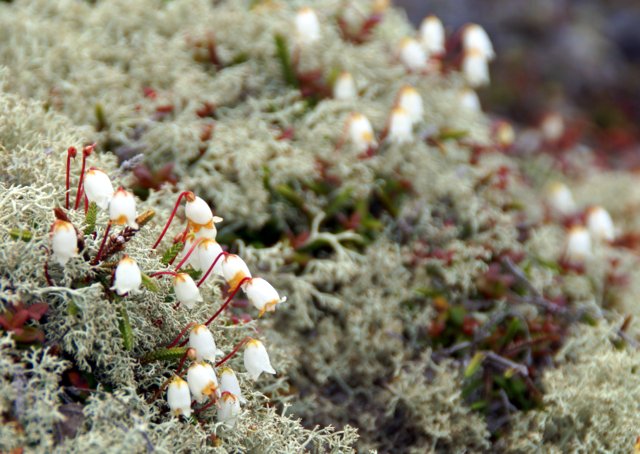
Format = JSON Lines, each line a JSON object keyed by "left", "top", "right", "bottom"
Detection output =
{"left": 83, "top": 168, "right": 114, "bottom": 210}
{"left": 333, "top": 72, "right": 357, "bottom": 101}
{"left": 243, "top": 338, "right": 276, "bottom": 380}
{"left": 586, "top": 206, "right": 615, "bottom": 242}
{"left": 546, "top": 182, "right": 576, "bottom": 217}
{"left": 295, "top": 7, "right": 321, "bottom": 45}
{"left": 462, "top": 49, "right": 490, "bottom": 87}
{"left": 217, "top": 392, "right": 241, "bottom": 428}
{"left": 242, "top": 277, "right": 287, "bottom": 316}
{"left": 167, "top": 376, "right": 192, "bottom": 418}
{"left": 399, "top": 37, "right": 427, "bottom": 72}
{"left": 193, "top": 216, "right": 223, "bottom": 240}
{"left": 387, "top": 107, "right": 413, "bottom": 144}
{"left": 174, "top": 273, "right": 203, "bottom": 309}
{"left": 347, "top": 113, "right": 376, "bottom": 153}
{"left": 109, "top": 188, "right": 138, "bottom": 228}
{"left": 221, "top": 254, "right": 252, "bottom": 289}
{"left": 458, "top": 88, "right": 481, "bottom": 112}
{"left": 189, "top": 324, "right": 223, "bottom": 363}
{"left": 565, "top": 226, "right": 592, "bottom": 263}
{"left": 540, "top": 113, "right": 565, "bottom": 142}
{"left": 185, "top": 193, "right": 213, "bottom": 228}
{"left": 462, "top": 23, "right": 495, "bottom": 60}
{"left": 219, "top": 367, "right": 245, "bottom": 403}
{"left": 419, "top": 15, "right": 445, "bottom": 56}
{"left": 187, "top": 362, "right": 220, "bottom": 403}
{"left": 197, "top": 239, "right": 224, "bottom": 277}
{"left": 50, "top": 220, "right": 78, "bottom": 266}
{"left": 111, "top": 255, "right": 142, "bottom": 296}
{"left": 396, "top": 86, "right": 424, "bottom": 125}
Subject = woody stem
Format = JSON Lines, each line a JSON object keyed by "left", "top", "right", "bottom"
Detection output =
{"left": 215, "top": 336, "right": 251, "bottom": 368}
{"left": 151, "top": 191, "right": 192, "bottom": 250}
{"left": 196, "top": 251, "right": 227, "bottom": 287}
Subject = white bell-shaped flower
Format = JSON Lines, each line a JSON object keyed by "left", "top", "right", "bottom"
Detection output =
{"left": 189, "top": 324, "right": 223, "bottom": 363}
{"left": 295, "top": 7, "right": 321, "bottom": 45}
{"left": 111, "top": 255, "right": 142, "bottom": 296}
{"left": 179, "top": 235, "right": 201, "bottom": 270}
{"left": 167, "top": 376, "right": 192, "bottom": 418}
{"left": 219, "top": 367, "right": 245, "bottom": 403}
{"left": 419, "top": 15, "right": 445, "bottom": 56}
{"left": 396, "top": 86, "right": 424, "bottom": 125}
{"left": 565, "top": 226, "right": 592, "bottom": 263}
{"left": 50, "top": 220, "right": 78, "bottom": 266}
{"left": 462, "top": 49, "right": 490, "bottom": 87}
{"left": 221, "top": 254, "right": 252, "bottom": 289}
{"left": 399, "top": 37, "right": 427, "bottom": 72}
{"left": 541, "top": 113, "right": 565, "bottom": 142}
{"left": 109, "top": 188, "right": 138, "bottom": 228}
{"left": 333, "top": 72, "right": 357, "bottom": 101}
{"left": 243, "top": 338, "right": 276, "bottom": 380}
{"left": 193, "top": 216, "right": 223, "bottom": 240}
{"left": 83, "top": 168, "right": 114, "bottom": 210}
{"left": 586, "top": 206, "right": 615, "bottom": 242}
{"left": 387, "top": 108, "right": 413, "bottom": 144}
{"left": 458, "top": 88, "right": 481, "bottom": 112}
{"left": 198, "top": 239, "right": 224, "bottom": 277}
{"left": 347, "top": 113, "right": 376, "bottom": 153}
{"left": 546, "top": 182, "right": 576, "bottom": 217}
{"left": 217, "top": 392, "right": 241, "bottom": 428}
{"left": 187, "top": 362, "right": 220, "bottom": 403}
{"left": 242, "top": 277, "right": 287, "bottom": 316}
{"left": 174, "top": 273, "right": 203, "bottom": 309}
{"left": 463, "top": 23, "right": 495, "bottom": 60}
{"left": 185, "top": 193, "right": 213, "bottom": 228}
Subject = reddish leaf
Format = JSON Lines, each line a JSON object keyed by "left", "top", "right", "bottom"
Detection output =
{"left": 27, "top": 303, "right": 49, "bottom": 321}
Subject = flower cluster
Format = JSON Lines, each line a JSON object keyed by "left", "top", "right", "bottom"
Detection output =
{"left": 51, "top": 145, "right": 286, "bottom": 429}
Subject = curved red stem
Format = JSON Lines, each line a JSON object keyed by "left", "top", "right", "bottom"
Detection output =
{"left": 215, "top": 336, "right": 250, "bottom": 368}
{"left": 166, "top": 322, "right": 195, "bottom": 349}
{"left": 173, "top": 237, "right": 203, "bottom": 271}
{"left": 151, "top": 191, "right": 193, "bottom": 250}
{"left": 65, "top": 147, "right": 76, "bottom": 209}
{"left": 149, "top": 270, "right": 178, "bottom": 279}
{"left": 73, "top": 145, "right": 93, "bottom": 210}
{"left": 92, "top": 221, "right": 112, "bottom": 265}
{"left": 196, "top": 251, "right": 227, "bottom": 287}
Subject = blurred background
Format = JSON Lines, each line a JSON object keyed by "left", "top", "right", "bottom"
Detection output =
{"left": 398, "top": 0, "right": 640, "bottom": 169}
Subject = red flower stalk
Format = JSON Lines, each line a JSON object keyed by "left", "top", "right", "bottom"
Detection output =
{"left": 65, "top": 147, "right": 77, "bottom": 209}
{"left": 151, "top": 191, "right": 194, "bottom": 250}
{"left": 215, "top": 336, "right": 250, "bottom": 368}
{"left": 197, "top": 251, "right": 227, "bottom": 287}
{"left": 73, "top": 144, "right": 95, "bottom": 210}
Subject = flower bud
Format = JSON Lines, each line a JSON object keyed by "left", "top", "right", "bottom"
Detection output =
{"left": 221, "top": 254, "right": 252, "bottom": 289}
{"left": 187, "top": 362, "right": 220, "bottom": 403}
{"left": 167, "top": 376, "right": 192, "bottom": 418}
{"left": 219, "top": 367, "right": 245, "bottom": 403}
{"left": 565, "top": 226, "right": 592, "bottom": 263}
{"left": 419, "top": 15, "right": 445, "bottom": 56}
{"left": 333, "top": 72, "right": 357, "bottom": 101}
{"left": 189, "top": 324, "right": 222, "bottom": 363}
{"left": 462, "top": 23, "right": 495, "bottom": 61}
{"left": 242, "top": 277, "right": 287, "bottom": 316}
{"left": 347, "top": 113, "right": 376, "bottom": 153}
{"left": 217, "top": 392, "right": 241, "bottom": 428}
{"left": 396, "top": 86, "right": 424, "bottom": 125}
{"left": 84, "top": 168, "right": 114, "bottom": 210}
{"left": 387, "top": 108, "right": 413, "bottom": 144}
{"left": 185, "top": 194, "right": 213, "bottom": 228}
{"left": 462, "top": 49, "right": 490, "bottom": 87}
{"left": 546, "top": 182, "right": 576, "bottom": 217}
{"left": 399, "top": 37, "right": 427, "bottom": 72}
{"left": 243, "top": 338, "right": 276, "bottom": 380}
{"left": 586, "top": 206, "right": 615, "bottom": 242}
{"left": 111, "top": 255, "right": 142, "bottom": 296}
{"left": 295, "top": 7, "right": 321, "bottom": 45}
{"left": 198, "top": 239, "right": 224, "bottom": 277}
{"left": 109, "top": 188, "right": 138, "bottom": 228}
{"left": 50, "top": 220, "right": 78, "bottom": 266}
{"left": 458, "top": 88, "right": 481, "bottom": 112}
{"left": 174, "top": 273, "right": 203, "bottom": 309}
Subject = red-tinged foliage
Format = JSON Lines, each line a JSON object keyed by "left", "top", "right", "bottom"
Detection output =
{"left": 276, "top": 127, "right": 295, "bottom": 141}
{"left": 195, "top": 102, "right": 216, "bottom": 119}
{"left": 336, "top": 13, "right": 383, "bottom": 44}
{"left": 143, "top": 87, "right": 158, "bottom": 99}
{"left": 133, "top": 163, "right": 178, "bottom": 191}
{"left": 0, "top": 302, "right": 48, "bottom": 344}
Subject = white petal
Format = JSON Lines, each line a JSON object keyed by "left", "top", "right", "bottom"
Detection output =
{"left": 295, "top": 7, "right": 321, "bottom": 45}
{"left": 84, "top": 168, "right": 114, "bottom": 210}
{"left": 185, "top": 196, "right": 213, "bottom": 226}
{"left": 51, "top": 220, "right": 78, "bottom": 266}
{"left": 419, "top": 15, "right": 445, "bottom": 55}
{"left": 174, "top": 273, "right": 203, "bottom": 309}
{"left": 187, "top": 362, "right": 219, "bottom": 403}
{"left": 333, "top": 72, "right": 357, "bottom": 100}
{"left": 189, "top": 325, "right": 220, "bottom": 363}
{"left": 400, "top": 38, "right": 427, "bottom": 71}
{"left": 244, "top": 339, "right": 276, "bottom": 380}
{"left": 109, "top": 188, "right": 138, "bottom": 228}
{"left": 111, "top": 256, "right": 142, "bottom": 296}
{"left": 221, "top": 254, "right": 252, "bottom": 289}
{"left": 167, "top": 377, "right": 192, "bottom": 418}
{"left": 219, "top": 367, "right": 245, "bottom": 403}
{"left": 217, "top": 392, "right": 241, "bottom": 427}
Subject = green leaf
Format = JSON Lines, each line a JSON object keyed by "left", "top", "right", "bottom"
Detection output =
{"left": 437, "top": 128, "right": 469, "bottom": 141}
{"left": 325, "top": 187, "right": 354, "bottom": 218}
{"left": 141, "top": 273, "right": 160, "bottom": 292}
{"left": 274, "top": 34, "right": 298, "bottom": 88}
{"left": 160, "top": 242, "right": 184, "bottom": 266}
{"left": 140, "top": 347, "right": 189, "bottom": 364}
{"left": 83, "top": 202, "right": 98, "bottom": 235}
{"left": 9, "top": 228, "right": 32, "bottom": 242}
{"left": 464, "top": 352, "right": 485, "bottom": 378}
{"left": 95, "top": 102, "right": 108, "bottom": 131}
{"left": 118, "top": 305, "right": 134, "bottom": 351}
